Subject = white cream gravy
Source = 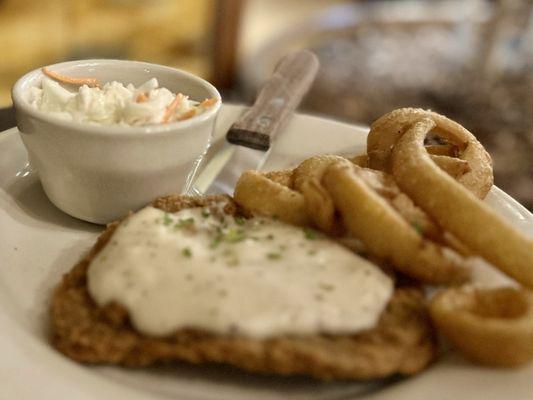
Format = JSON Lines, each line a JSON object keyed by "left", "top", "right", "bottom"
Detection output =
{"left": 87, "top": 206, "right": 393, "bottom": 338}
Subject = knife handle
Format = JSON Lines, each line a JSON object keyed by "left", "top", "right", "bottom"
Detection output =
{"left": 226, "top": 49, "right": 320, "bottom": 151}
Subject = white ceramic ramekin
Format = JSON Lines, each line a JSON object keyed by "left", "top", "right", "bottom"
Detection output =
{"left": 12, "top": 59, "right": 221, "bottom": 224}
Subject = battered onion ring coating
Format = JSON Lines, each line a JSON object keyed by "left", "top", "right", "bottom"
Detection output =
{"left": 263, "top": 169, "right": 294, "bottom": 187}
{"left": 429, "top": 155, "right": 471, "bottom": 179}
{"left": 299, "top": 179, "right": 342, "bottom": 235}
{"left": 392, "top": 118, "right": 533, "bottom": 287}
{"left": 367, "top": 108, "right": 493, "bottom": 199}
{"left": 234, "top": 170, "right": 310, "bottom": 226}
{"left": 293, "top": 155, "right": 347, "bottom": 234}
{"left": 425, "top": 144, "right": 457, "bottom": 157}
{"left": 430, "top": 287, "right": 533, "bottom": 367}
{"left": 356, "top": 168, "right": 442, "bottom": 243}
{"left": 293, "top": 155, "right": 347, "bottom": 192}
{"left": 348, "top": 154, "right": 369, "bottom": 167}
{"left": 358, "top": 168, "right": 470, "bottom": 257}
{"left": 323, "top": 160, "right": 470, "bottom": 285}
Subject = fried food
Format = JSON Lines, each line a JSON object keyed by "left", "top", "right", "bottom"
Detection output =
{"left": 355, "top": 167, "right": 442, "bottom": 243}
{"left": 234, "top": 155, "right": 346, "bottom": 234}
{"left": 234, "top": 170, "right": 310, "bottom": 226}
{"left": 348, "top": 154, "right": 369, "bottom": 167}
{"left": 293, "top": 155, "right": 347, "bottom": 191}
{"left": 429, "top": 286, "right": 533, "bottom": 367}
{"left": 231, "top": 107, "right": 531, "bottom": 371}
{"left": 293, "top": 155, "right": 347, "bottom": 234}
{"left": 235, "top": 153, "right": 468, "bottom": 258}
{"left": 237, "top": 154, "right": 450, "bottom": 239}
{"left": 367, "top": 108, "right": 493, "bottom": 199}
{"left": 425, "top": 144, "right": 457, "bottom": 157}
{"left": 50, "top": 104, "right": 533, "bottom": 378}
{"left": 429, "top": 155, "right": 471, "bottom": 180}
{"left": 264, "top": 168, "right": 294, "bottom": 187}
{"left": 322, "top": 160, "right": 470, "bottom": 285}
{"left": 391, "top": 118, "right": 533, "bottom": 288}
{"left": 50, "top": 194, "right": 437, "bottom": 380}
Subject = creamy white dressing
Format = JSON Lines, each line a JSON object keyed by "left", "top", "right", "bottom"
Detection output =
{"left": 26, "top": 77, "right": 213, "bottom": 126}
{"left": 87, "top": 206, "right": 393, "bottom": 338}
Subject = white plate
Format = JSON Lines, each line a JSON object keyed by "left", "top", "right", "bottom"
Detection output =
{"left": 1, "top": 104, "right": 532, "bottom": 400}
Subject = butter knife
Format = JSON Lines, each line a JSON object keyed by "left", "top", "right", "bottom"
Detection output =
{"left": 193, "top": 50, "right": 319, "bottom": 194}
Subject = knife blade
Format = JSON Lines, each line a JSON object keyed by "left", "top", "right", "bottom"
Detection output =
{"left": 192, "top": 49, "right": 319, "bottom": 194}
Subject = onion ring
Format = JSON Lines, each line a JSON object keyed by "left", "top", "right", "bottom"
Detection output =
{"left": 391, "top": 118, "right": 533, "bottom": 287}
{"left": 357, "top": 167, "right": 471, "bottom": 257}
{"left": 293, "top": 155, "right": 347, "bottom": 192}
{"left": 355, "top": 167, "right": 442, "bottom": 243}
{"left": 233, "top": 170, "right": 310, "bottom": 226}
{"left": 425, "top": 144, "right": 458, "bottom": 157}
{"left": 293, "top": 155, "right": 347, "bottom": 234}
{"left": 323, "top": 159, "right": 470, "bottom": 285}
{"left": 236, "top": 154, "right": 467, "bottom": 257}
{"left": 348, "top": 154, "right": 369, "bottom": 167}
{"left": 430, "top": 286, "right": 533, "bottom": 367}
{"left": 367, "top": 108, "right": 493, "bottom": 199}
{"left": 263, "top": 169, "right": 294, "bottom": 187}
{"left": 299, "top": 178, "right": 341, "bottom": 235}
{"left": 429, "top": 155, "right": 471, "bottom": 179}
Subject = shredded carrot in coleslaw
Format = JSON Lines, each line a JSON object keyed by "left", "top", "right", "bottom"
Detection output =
{"left": 42, "top": 67, "right": 100, "bottom": 88}
{"left": 162, "top": 93, "right": 185, "bottom": 123}
{"left": 135, "top": 92, "right": 148, "bottom": 103}
{"left": 200, "top": 97, "right": 218, "bottom": 108}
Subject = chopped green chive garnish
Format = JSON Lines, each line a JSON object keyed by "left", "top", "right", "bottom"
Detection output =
{"left": 307, "top": 249, "right": 317, "bottom": 256}
{"left": 182, "top": 218, "right": 195, "bottom": 226}
{"left": 163, "top": 213, "right": 173, "bottom": 226}
{"left": 411, "top": 221, "right": 424, "bottom": 235}
{"left": 182, "top": 247, "right": 192, "bottom": 258}
{"left": 201, "top": 209, "right": 211, "bottom": 218}
{"left": 210, "top": 235, "right": 223, "bottom": 249}
{"left": 303, "top": 227, "right": 318, "bottom": 240}
{"left": 266, "top": 252, "right": 281, "bottom": 260}
{"left": 224, "top": 228, "right": 246, "bottom": 243}
{"left": 234, "top": 216, "right": 246, "bottom": 225}
{"left": 175, "top": 217, "right": 195, "bottom": 229}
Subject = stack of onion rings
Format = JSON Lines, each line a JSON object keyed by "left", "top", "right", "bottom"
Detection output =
{"left": 233, "top": 107, "right": 533, "bottom": 367}
{"left": 235, "top": 154, "right": 471, "bottom": 284}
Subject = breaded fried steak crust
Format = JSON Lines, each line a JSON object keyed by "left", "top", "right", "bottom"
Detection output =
{"left": 50, "top": 195, "right": 437, "bottom": 380}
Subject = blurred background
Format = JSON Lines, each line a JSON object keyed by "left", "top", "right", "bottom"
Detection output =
{"left": 0, "top": 0, "right": 531, "bottom": 209}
